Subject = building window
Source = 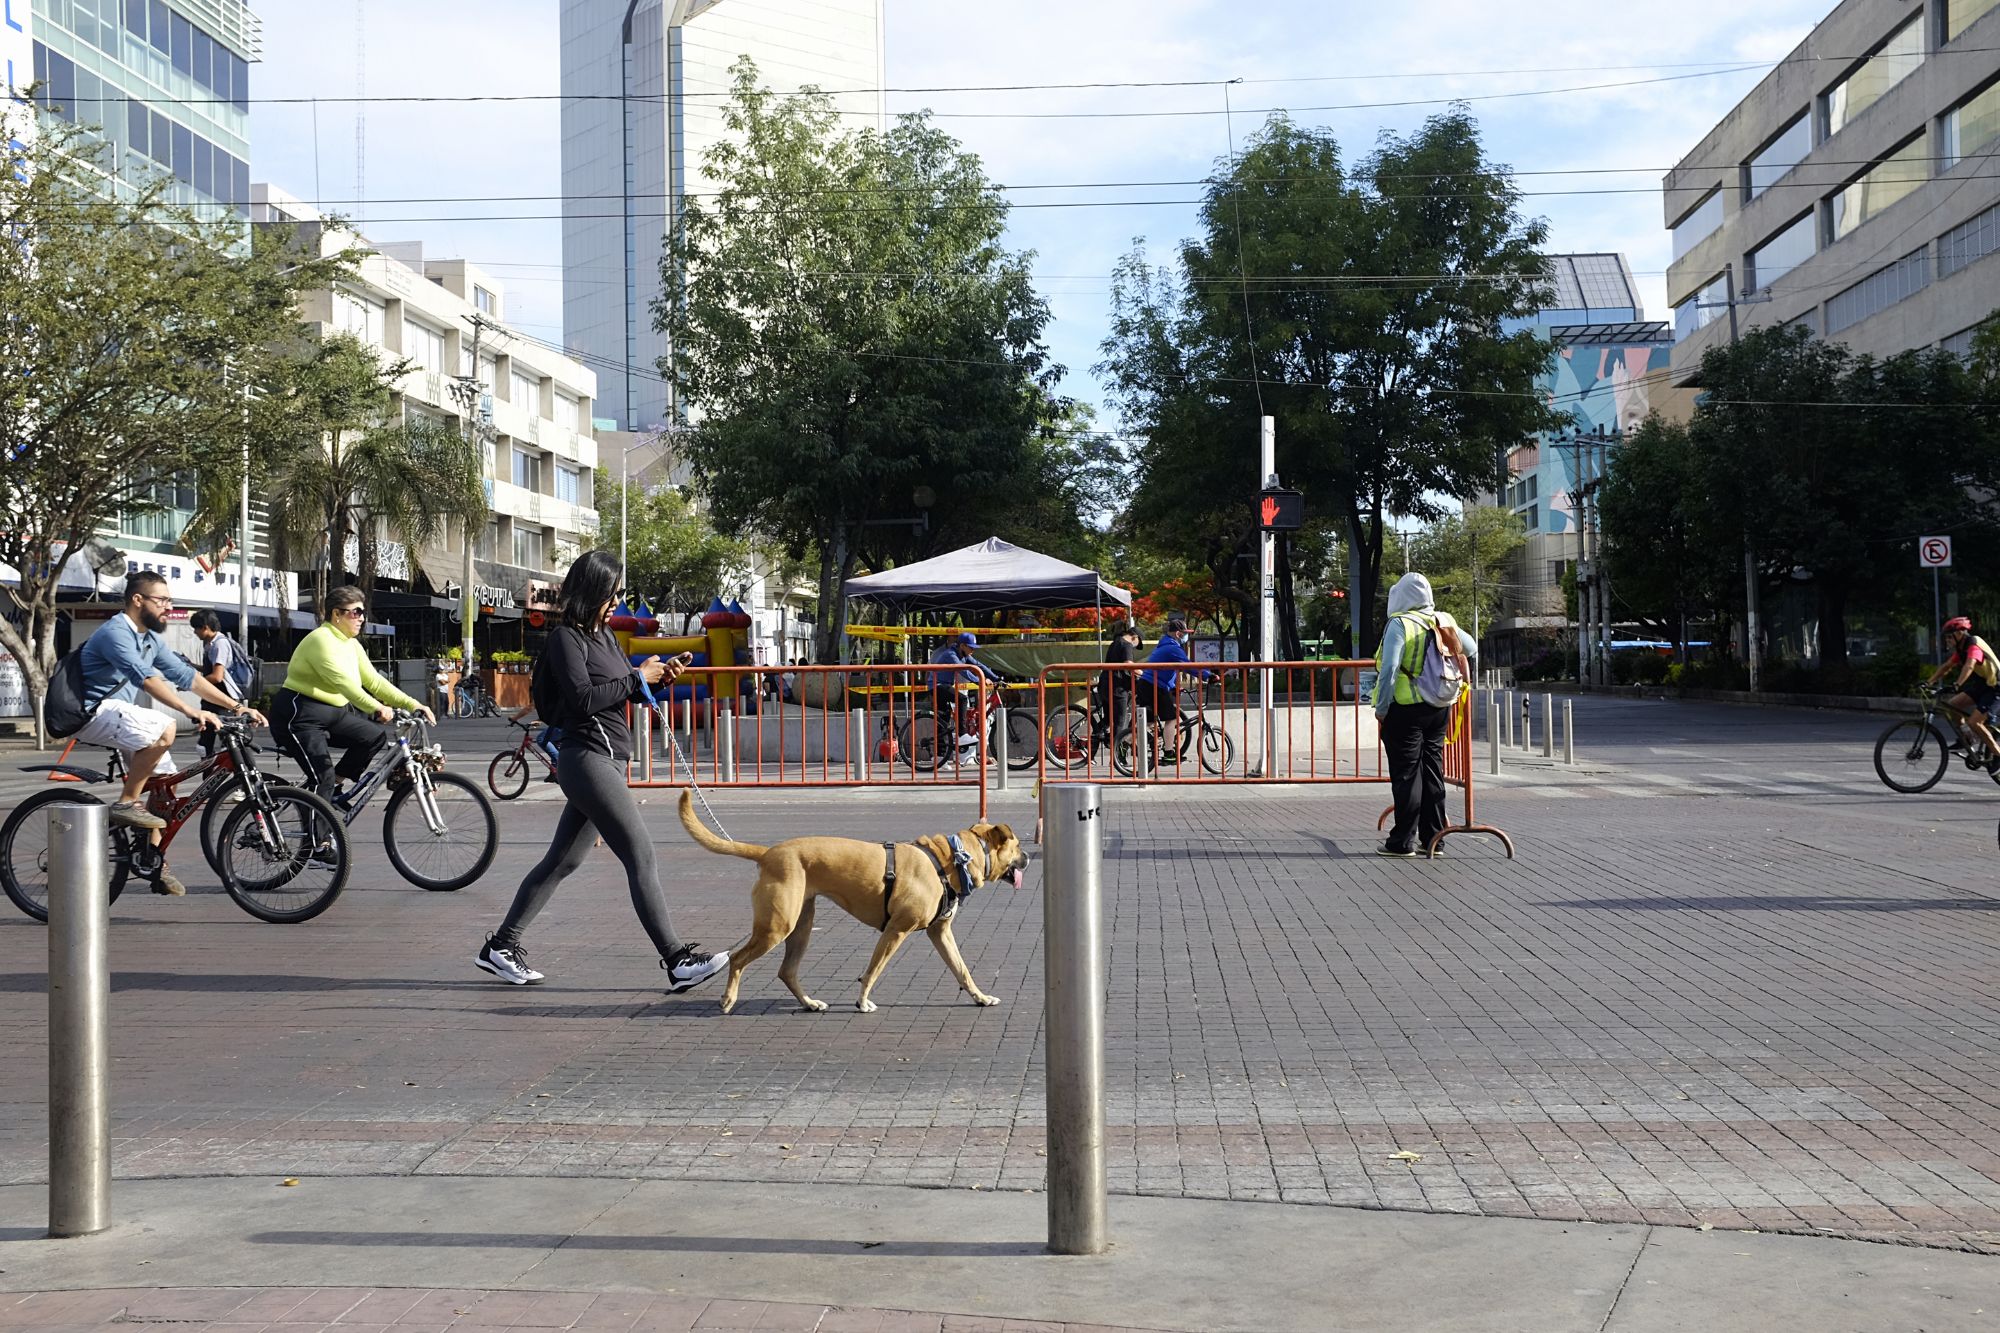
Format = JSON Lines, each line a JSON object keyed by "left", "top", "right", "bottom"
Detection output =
{"left": 1943, "top": 325, "right": 1982, "bottom": 359}
{"left": 1747, "top": 213, "right": 1816, "bottom": 292}
{"left": 554, "top": 465, "right": 580, "bottom": 505}
{"left": 513, "top": 526, "right": 544, "bottom": 570}
{"left": 1822, "top": 17, "right": 1923, "bottom": 139}
{"left": 1825, "top": 248, "right": 1930, "bottom": 335}
{"left": 1947, "top": 0, "right": 2000, "bottom": 41}
{"left": 1826, "top": 136, "right": 1928, "bottom": 243}
{"left": 510, "top": 369, "right": 541, "bottom": 416}
{"left": 1547, "top": 559, "right": 1568, "bottom": 586}
{"left": 512, "top": 447, "right": 542, "bottom": 493}
{"left": 1670, "top": 189, "right": 1724, "bottom": 261}
{"left": 476, "top": 520, "right": 501, "bottom": 564}
{"left": 1524, "top": 504, "right": 1538, "bottom": 532}
{"left": 1673, "top": 273, "right": 1729, "bottom": 342}
{"left": 334, "top": 290, "right": 386, "bottom": 345}
{"left": 1939, "top": 200, "right": 2000, "bottom": 277}
{"left": 404, "top": 319, "right": 446, "bottom": 373}
{"left": 122, "top": 473, "right": 199, "bottom": 544}
{"left": 475, "top": 286, "right": 495, "bottom": 314}
{"left": 554, "top": 394, "right": 580, "bottom": 433}
{"left": 1745, "top": 114, "right": 1811, "bottom": 201}
{"left": 1943, "top": 78, "right": 2000, "bottom": 169}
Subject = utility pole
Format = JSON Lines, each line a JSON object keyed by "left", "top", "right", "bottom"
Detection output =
{"left": 450, "top": 315, "right": 498, "bottom": 670}
{"left": 238, "top": 365, "right": 251, "bottom": 642}
{"left": 1258, "top": 416, "right": 1277, "bottom": 780}
{"left": 1720, "top": 263, "right": 1761, "bottom": 693}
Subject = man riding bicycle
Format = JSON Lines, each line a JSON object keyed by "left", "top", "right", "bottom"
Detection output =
{"left": 272, "top": 586, "right": 436, "bottom": 804}
{"left": 1137, "top": 617, "right": 1212, "bottom": 748}
{"left": 930, "top": 631, "right": 1001, "bottom": 758}
{"left": 1927, "top": 616, "right": 2000, "bottom": 768}
{"left": 74, "top": 571, "right": 266, "bottom": 895}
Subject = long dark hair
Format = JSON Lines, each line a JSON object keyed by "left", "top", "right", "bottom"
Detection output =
{"left": 557, "top": 549, "right": 622, "bottom": 631}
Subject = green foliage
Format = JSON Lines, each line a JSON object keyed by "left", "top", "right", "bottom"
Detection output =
{"left": 1597, "top": 417, "right": 1732, "bottom": 653}
{"left": 1099, "top": 111, "right": 1563, "bottom": 656}
{"left": 1512, "top": 646, "right": 1573, "bottom": 682}
{"left": 1408, "top": 507, "right": 1527, "bottom": 634}
{"left": 658, "top": 59, "right": 1060, "bottom": 661}
{"left": 0, "top": 104, "right": 359, "bottom": 719}
{"left": 257, "top": 334, "right": 485, "bottom": 617}
{"left": 595, "top": 471, "right": 749, "bottom": 623}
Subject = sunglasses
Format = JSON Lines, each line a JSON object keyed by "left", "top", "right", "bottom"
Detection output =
{"left": 335, "top": 607, "right": 365, "bottom": 619}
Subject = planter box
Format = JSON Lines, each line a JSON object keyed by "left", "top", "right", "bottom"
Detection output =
{"left": 493, "top": 672, "right": 530, "bottom": 710}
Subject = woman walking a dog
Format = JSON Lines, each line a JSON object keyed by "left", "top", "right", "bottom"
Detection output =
{"left": 475, "top": 549, "right": 729, "bottom": 994}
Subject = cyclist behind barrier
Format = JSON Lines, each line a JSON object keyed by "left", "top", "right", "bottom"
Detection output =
{"left": 1093, "top": 622, "right": 1144, "bottom": 744}
{"left": 1927, "top": 615, "right": 2000, "bottom": 767}
{"left": 271, "top": 585, "right": 436, "bottom": 803}
{"left": 189, "top": 610, "right": 248, "bottom": 756}
{"left": 1137, "top": 617, "right": 1213, "bottom": 745}
{"left": 930, "top": 631, "right": 1002, "bottom": 752}
{"left": 74, "top": 571, "right": 266, "bottom": 893}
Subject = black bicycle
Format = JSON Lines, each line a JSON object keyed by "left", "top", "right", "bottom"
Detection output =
{"left": 1873, "top": 686, "right": 2000, "bottom": 794}
{"left": 1, "top": 717, "right": 350, "bottom": 924}
{"left": 452, "top": 673, "right": 500, "bottom": 719}
{"left": 201, "top": 711, "right": 496, "bottom": 892}
{"left": 1117, "top": 680, "right": 1236, "bottom": 778}
{"left": 894, "top": 680, "right": 1042, "bottom": 773}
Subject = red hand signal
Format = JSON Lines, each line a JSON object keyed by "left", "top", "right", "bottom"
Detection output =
{"left": 1261, "top": 496, "right": 1279, "bottom": 528}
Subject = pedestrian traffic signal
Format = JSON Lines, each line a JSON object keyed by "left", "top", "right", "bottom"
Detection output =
{"left": 1259, "top": 488, "right": 1304, "bottom": 531}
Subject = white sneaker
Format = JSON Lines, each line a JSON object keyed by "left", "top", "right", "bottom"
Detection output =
{"left": 476, "top": 939, "right": 545, "bottom": 985}
{"left": 662, "top": 945, "right": 728, "bottom": 993}
{"left": 957, "top": 734, "right": 979, "bottom": 747}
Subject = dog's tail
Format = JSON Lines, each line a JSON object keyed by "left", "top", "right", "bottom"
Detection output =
{"left": 677, "top": 790, "right": 769, "bottom": 860}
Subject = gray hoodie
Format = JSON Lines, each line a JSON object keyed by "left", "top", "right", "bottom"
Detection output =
{"left": 1372, "top": 572, "right": 1477, "bottom": 716}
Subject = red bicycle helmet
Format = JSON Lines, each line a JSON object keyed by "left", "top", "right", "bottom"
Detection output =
{"left": 1944, "top": 616, "right": 1973, "bottom": 633}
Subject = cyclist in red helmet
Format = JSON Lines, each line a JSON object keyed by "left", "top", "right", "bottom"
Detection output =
{"left": 1927, "top": 616, "right": 2000, "bottom": 765}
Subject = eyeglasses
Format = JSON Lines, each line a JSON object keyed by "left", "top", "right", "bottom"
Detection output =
{"left": 335, "top": 607, "right": 365, "bottom": 619}
{"left": 138, "top": 593, "right": 173, "bottom": 609}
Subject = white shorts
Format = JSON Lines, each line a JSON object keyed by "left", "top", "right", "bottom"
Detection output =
{"left": 73, "top": 700, "right": 179, "bottom": 776}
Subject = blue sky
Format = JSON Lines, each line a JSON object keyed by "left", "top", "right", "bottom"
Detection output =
{"left": 252, "top": 0, "right": 1841, "bottom": 417}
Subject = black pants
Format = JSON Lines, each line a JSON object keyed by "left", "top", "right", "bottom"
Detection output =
{"left": 491, "top": 746, "right": 685, "bottom": 960}
{"left": 1381, "top": 701, "right": 1449, "bottom": 852}
{"left": 273, "top": 689, "right": 389, "bottom": 798}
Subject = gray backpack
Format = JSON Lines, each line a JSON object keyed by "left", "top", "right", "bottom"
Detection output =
{"left": 1399, "top": 612, "right": 1468, "bottom": 708}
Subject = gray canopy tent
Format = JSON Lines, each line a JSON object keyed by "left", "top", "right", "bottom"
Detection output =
{"left": 844, "top": 537, "right": 1131, "bottom": 614}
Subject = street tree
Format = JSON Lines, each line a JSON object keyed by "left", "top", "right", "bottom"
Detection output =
{"left": 1408, "top": 506, "right": 1528, "bottom": 638}
{"left": 1596, "top": 417, "right": 1732, "bottom": 658}
{"left": 1099, "top": 110, "right": 1562, "bottom": 659}
{"left": 658, "top": 59, "right": 1057, "bottom": 662}
{"left": 595, "top": 471, "right": 749, "bottom": 626}
{"left": 0, "top": 106, "right": 356, "bottom": 730}
{"left": 258, "top": 334, "right": 486, "bottom": 617}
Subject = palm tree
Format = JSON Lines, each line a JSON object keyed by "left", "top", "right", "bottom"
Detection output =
{"left": 258, "top": 333, "right": 484, "bottom": 616}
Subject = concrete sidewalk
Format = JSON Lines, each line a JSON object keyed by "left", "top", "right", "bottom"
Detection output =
{"left": 3, "top": 1176, "right": 1995, "bottom": 1332}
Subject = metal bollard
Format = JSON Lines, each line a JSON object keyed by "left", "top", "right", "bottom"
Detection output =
{"left": 637, "top": 707, "right": 654, "bottom": 782}
{"left": 1504, "top": 692, "right": 1516, "bottom": 748}
{"left": 1043, "top": 783, "right": 1107, "bottom": 1255}
{"left": 995, "top": 700, "right": 1010, "bottom": 792}
{"left": 1563, "top": 700, "right": 1576, "bottom": 765}
{"left": 717, "top": 704, "right": 737, "bottom": 782}
{"left": 1541, "top": 694, "right": 1554, "bottom": 759}
{"left": 1519, "top": 695, "right": 1532, "bottom": 752}
{"left": 47, "top": 802, "right": 110, "bottom": 1238}
{"left": 848, "top": 708, "right": 869, "bottom": 782}
{"left": 1133, "top": 707, "right": 1150, "bottom": 778}
{"left": 1488, "top": 697, "right": 1501, "bottom": 776}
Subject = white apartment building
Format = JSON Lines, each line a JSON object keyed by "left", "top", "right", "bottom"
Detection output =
{"left": 253, "top": 183, "right": 600, "bottom": 640}
{"left": 559, "top": 0, "right": 885, "bottom": 433}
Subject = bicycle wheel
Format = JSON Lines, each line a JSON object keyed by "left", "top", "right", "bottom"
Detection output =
{"left": 1197, "top": 724, "right": 1237, "bottom": 776}
{"left": 896, "top": 714, "right": 944, "bottom": 772}
{"left": 1873, "top": 719, "right": 1950, "bottom": 794}
{"left": 1114, "top": 730, "right": 1153, "bottom": 778}
{"left": 197, "top": 775, "right": 251, "bottom": 874}
{"left": 1044, "top": 703, "right": 1093, "bottom": 770}
{"left": 487, "top": 749, "right": 530, "bottom": 800}
{"left": 997, "top": 705, "right": 1041, "bottom": 772}
{"left": 216, "top": 785, "right": 350, "bottom": 923}
{"left": 384, "top": 770, "right": 497, "bottom": 892}
{"left": 0, "top": 790, "right": 133, "bottom": 923}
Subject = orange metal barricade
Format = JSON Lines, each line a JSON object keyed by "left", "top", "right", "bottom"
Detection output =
{"left": 1372, "top": 690, "right": 1514, "bottom": 858}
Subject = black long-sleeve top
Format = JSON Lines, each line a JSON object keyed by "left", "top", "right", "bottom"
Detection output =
{"left": 544, "top": 625, "right": 647, "bottom": 761}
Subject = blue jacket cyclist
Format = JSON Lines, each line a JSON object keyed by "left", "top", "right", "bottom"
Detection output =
{"left": 930, "top": 632, "right": 1001, "bottom": 746}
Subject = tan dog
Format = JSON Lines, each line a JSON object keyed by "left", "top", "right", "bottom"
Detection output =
{"left": 677, "top": 791, "right": 1029, "bottom": 1013}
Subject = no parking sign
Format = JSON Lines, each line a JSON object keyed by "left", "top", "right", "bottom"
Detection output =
{"left": 1920, "top": 536, "right": 1953, "bottom": 568}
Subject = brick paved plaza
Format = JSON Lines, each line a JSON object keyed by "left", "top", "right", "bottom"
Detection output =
{"left": 2, "top": 695, "right": 1999, "bottom": 1263}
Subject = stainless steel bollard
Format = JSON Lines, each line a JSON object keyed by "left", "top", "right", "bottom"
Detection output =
{"left": 848, "top": 708, "right": 869, "bottom": 782}
{"left": 47, "top": 801, "right": 110, "bottom": 1238}
{"left": 1541, "top": 694, "right": 1554, "bottom": 759}
{"left": 1043, "top": 783, "right": 1107, "bottom": 1255}
{"left": 1503, "top": 692, "right": 1516, "bottom": 748}
{"left": 717, "top": 704, "right": 737, "bottom": 782}
{"left": 1488, "top": 697, "right": 1501, "bottom": 776}
{"left": 1563, "top": 700, "right": 1576, "bottom": 765}
{"left": 1519, "top": 695, "right": 1532, "bottom": 752}
{"left": 995, "top": 701, "right": 1010, "bottom": 792}
{"left": 637, "top": 707, "right": 654, "bottom": 782}
{"left": 1133, "top": 707, "right": 1150, "bottom": 778}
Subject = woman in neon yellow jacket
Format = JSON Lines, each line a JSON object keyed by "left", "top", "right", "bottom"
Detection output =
{"left": 272, "top": 585, "right": 437, "bottom": 801}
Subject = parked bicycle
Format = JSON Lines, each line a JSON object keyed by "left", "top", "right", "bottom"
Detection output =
{"left": 452, "top": 672, "right": 501, "bottom": 720}
{"left": 488, "top": 711, "right": 559, "bottom": 800}
{"left": 894, "top": 679, "right": 1041, "bottom": 773}
{"left": 1, "top": 716, "right": 350, "bottom": 924}
{"left": 204, "top": 711, "right": 496, "bottom": 891}
{"left": 1873, "top": 686, "right": 2000, "bottom": 793}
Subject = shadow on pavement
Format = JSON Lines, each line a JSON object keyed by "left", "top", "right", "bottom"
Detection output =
{"left": 1532, "top": 895, "right": 2000, "bottom": 912}
{"left": 0, "top": 972, "right": 644, "bottom": 994}
{"left": 245, "top": 1230, "right": 1044, "bottom": 1257}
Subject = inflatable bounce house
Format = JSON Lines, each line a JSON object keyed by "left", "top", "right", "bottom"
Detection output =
{"left": 605, "top": 596, "right": 760, "bottom": 721}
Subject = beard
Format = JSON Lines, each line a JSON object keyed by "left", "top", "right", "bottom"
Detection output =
{"left": 139, "top": 608, "right": 168, "bottom": 633}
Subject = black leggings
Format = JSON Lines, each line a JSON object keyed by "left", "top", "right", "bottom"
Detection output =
{"left": 490, "top": 746, "right": 685, "bottom": 960}
{"left": 273, "top": 690, "right": 389, "bottom": 799}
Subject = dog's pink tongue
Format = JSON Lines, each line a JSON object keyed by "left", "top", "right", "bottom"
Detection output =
{"left": 1009, "top": 867, "right": 1024, "bottom": 888}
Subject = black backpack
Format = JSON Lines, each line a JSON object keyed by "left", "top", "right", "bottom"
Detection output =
{"left": 529, "top": 630, "right": 568, "bottom": 728}
{"left": 43, "top": 650, "right": 92, "bottom": 738}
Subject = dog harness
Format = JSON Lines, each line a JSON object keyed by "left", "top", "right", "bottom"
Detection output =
{"left": 880, "top": 835, "right": 985, "bottom": 932}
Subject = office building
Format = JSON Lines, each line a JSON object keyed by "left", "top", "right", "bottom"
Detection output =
{"left": 1665, "top": 0, "right": 2000, "bottom": 378}
{"left": 559, "top": 0, "right": 885, "bottom": 433}
{"left": 254, "top": 184, "right": 601, "bottom": 650}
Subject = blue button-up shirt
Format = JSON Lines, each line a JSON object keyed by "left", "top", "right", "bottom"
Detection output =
{"left": 79, "top": 614, "right": 195, "bottom": 711}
